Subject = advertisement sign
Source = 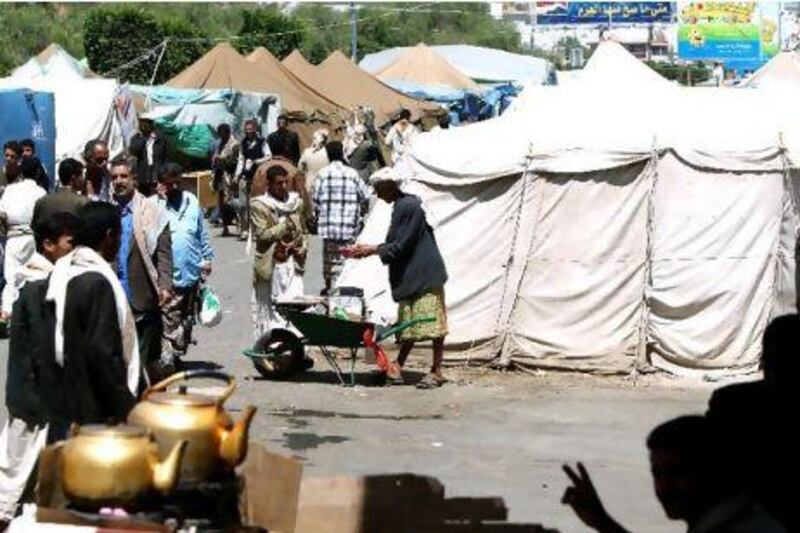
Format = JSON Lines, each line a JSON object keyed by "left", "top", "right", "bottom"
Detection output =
{"left": 534, "top": 2, "right": 674, "bottom": 25}
{"left": 677, "top": 2, "right": 762, "bottom": 61}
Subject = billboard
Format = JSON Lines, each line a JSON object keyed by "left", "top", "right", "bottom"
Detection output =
{"left": 677, "top": 2, "right": 765, "bottom": 62}
{"left": 534, "top": 2, "right": 674, "bottom": 25}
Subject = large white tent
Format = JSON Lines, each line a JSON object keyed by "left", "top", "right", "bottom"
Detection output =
{"left": 0, "top": 44, "right": 131, "bottom": 162}
{"left": 340, "top": 41, "right": 799, "bottom": 377}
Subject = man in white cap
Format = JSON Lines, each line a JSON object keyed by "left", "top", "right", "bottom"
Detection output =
{"left": 346, "top": 168, "right": 448, "bottom": 389}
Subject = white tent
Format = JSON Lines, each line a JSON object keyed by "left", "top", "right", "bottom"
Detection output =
{"left": 0, "top": 44, "right": 130, "bottom": 162}
{"left": 744, "top": 51, "right": 800, "bottom": 92}
{"left": 340, "top": 41, "right": 800, "bottom": 377}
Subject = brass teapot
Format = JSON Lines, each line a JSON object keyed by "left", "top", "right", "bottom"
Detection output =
{"left": 61, "top": 424, "right": 187, "bottom": 507}
{"left": 127, "top": 370, "right": 257, "bottom": 483}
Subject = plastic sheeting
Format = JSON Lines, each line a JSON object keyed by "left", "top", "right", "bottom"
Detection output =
{"left": 130, "top": 85, "right": 279, "bottom": 158}
{"left": 0, "top": 89, "right": 56, "bottom": 184}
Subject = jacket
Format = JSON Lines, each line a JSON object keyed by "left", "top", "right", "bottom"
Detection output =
{"left": 124, "top": 226, "right": 173, "bottom": 314}
{"left": 250, "top": 194, "right": 307, "bottom": 284}
{"left": 378, "top": 194, "right": 448, "bottom": 302}
{"left": 128, "top": 132, "right": 169, "bottom": 186}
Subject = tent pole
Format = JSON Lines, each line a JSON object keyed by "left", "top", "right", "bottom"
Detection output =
{"left": 350, "top": 2, "right": 358, "bottom": 62}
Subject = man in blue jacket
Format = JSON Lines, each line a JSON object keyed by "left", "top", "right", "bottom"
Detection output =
{"left": 155, "top": 162, "right": 213, "bottom": 370}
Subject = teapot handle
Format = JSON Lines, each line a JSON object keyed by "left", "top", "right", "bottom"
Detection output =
{"left": 141, "top": 370, "right": 237, "bottom": 404}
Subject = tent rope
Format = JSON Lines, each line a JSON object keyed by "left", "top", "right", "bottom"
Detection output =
{"left": 634, "top": 146, "right": 661, "bottom": 386}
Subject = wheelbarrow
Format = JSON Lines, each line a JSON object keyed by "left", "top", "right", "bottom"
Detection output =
{"left": 242, "top": 304, "right": 434, "bottom": 386}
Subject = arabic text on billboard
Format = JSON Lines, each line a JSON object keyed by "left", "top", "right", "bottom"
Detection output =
{"left": 678, "top": 2, "right": 761, "bottom": 61}
{"left": 535, "top": 2, "right": 674, "bottom": 25}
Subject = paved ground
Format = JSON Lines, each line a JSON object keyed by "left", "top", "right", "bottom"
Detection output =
{"left": 0, "top": 231, "right": 717, "bottom": 532}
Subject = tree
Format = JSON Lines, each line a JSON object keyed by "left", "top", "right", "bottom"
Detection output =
{"left": 156, "top": 19, "right": 207, "bottom": 84}
{"left": 83, "top": 7, "right": 163, "bottom": 82}
{"left": 235, "top": 7, "right": 305, "bottom": 59}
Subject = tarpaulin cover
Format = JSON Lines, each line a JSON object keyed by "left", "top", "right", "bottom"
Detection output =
{"left": 130, "top": 85, "right": 279, "bottom": 158}
{"left": 0, "top": 89, "right": 56, "bottom": 185}
{"left": 338, "top": 41, "right": 800, "bottom": 377}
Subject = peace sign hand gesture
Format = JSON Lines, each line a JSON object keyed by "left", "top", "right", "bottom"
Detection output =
{"left": 562, "top": 463, "right": 629, "bottom": 533}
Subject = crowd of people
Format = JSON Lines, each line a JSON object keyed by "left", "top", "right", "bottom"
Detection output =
{"left": 0, "top": 107, "right": 450, "bottom": 524}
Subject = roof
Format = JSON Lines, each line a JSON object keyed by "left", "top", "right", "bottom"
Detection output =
{"left": 360, "top": 44, "right": 553, "bottom": 85}
{"left": 282, "top": 49, "right": 316, "bottom": 80}
{"left": 167, "top": 43, "right": 343, "bottom": 117}
{"left": 745, "top": 51, "right": 800, "bottom": 90}
{"left": 283, "top": 49, "right": 442, "bottom": 127}
{"left": 12, "top": 42, "right": 96, "bottom": 81}
{"left": 375, "top": 43, "right": 480, "bottom": 91}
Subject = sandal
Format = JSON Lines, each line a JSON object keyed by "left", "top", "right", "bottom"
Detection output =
{"left": 416, "top": 373, "right": 445, "bottom": 389}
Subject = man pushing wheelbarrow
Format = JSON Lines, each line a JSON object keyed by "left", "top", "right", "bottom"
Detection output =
{"left": 344, "top": 167, "right": 449, "bottom": 389}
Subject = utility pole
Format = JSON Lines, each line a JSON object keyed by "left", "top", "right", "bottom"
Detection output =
{"left": 350, "top": 2, "right": 358, "bottom": 62}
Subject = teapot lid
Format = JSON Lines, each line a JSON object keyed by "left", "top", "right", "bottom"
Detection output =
{"left": 78, "top": 425, "right": 147, "bottom": 438}
{"left": 147, "top": 391, "right": 218, "bottom": 407}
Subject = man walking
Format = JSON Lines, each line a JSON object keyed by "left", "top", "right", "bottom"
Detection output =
{"left": 155, "top": 162, "right": 213, "bottom": 370}
{"left": 210, "top": 123, "right": 240, "bottom": 236}
{"left": 236, "top": 119, "right": 270, "bottom": 240}
{"left": 267, "top": 114, "right": 301, "bottom": 166}
{"left": 83, "top": 139, "right": 111, "bottom": 201}
{"left": 312, "top": 141, "right": 370, "bottom": 294}
{"left": 128, "top": 117, "right": 169, "bottom": 197}
{"left": 110, "top": 154, "right": 173, "bottom": 382}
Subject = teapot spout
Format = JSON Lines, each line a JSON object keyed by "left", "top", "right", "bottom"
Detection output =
{"left": 153, "top": 440, "right": 188, "bottom": 493}
{"left": 220, "top": 405, "right": 257, "bottom": 467}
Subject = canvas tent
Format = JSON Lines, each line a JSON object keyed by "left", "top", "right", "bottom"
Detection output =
{"left": 361, "top": 44, "right": 554, "bottom": 86}
{"left": 282, "top": 49, "right": 444, "bottom": 128}
{"left": 0, "top": 44, "right": 130, "bottom": 164}
{"left": 339, "top": 41, "right": 799, "bottom": 378}
{"left": 744, "top": 51, "right": 800, "bottom": 91}
{"left": 168, "top": 43, "right": 342, "bottom": 121}
{"left": 11, "top": 42, "right": 96, "bottom": 81}
{"left": 374, "top": 43, "right": 481, "bottom": 99}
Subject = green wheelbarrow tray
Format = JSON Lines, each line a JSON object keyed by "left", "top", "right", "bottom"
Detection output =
{"left": 242, "top": 311, "right": 436, "bottom": 358}
{"left": 241, "top": 311, "right": 435, "bottom": 385}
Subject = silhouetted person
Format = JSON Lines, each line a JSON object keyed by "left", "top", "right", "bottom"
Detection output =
{"left": 562, "top": 415, "right": 785, "bottom": 532}
{"left": 707, "top": 314, "right": 800, "bottom": 531}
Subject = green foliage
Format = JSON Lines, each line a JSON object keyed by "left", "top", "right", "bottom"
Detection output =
{"left": 0, "top": 3, "right": 88, "bottom": 76}
{"left": 2, "top": 2, "right": 524, "bottom": 80}
{"left": 647, "top": 61, "right": 710, "bottom": 85}
{"left": 156, "top": 19, "right": 207, "bottom": 84}
{"left": 355, "top": 3, "right": 522, "bottom": 59}
{"left": 235, "top": 7, "right": 305, "bottom": 59}
{"left": 83, "top": 7, "right": 163, "bottom": 82}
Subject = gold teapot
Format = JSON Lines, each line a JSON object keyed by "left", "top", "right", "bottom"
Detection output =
{"left": 127, "top": 370, "right": 257, "bottom": 483}
{"left": 61, "top": 424, "right": 187, "bottom": 507}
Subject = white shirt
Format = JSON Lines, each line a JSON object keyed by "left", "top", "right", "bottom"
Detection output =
{"left": 146, "top": 133, "right": 156, "bottom": 166}
{"left": 0, "top": 179, "right": 47, "bottom": 227}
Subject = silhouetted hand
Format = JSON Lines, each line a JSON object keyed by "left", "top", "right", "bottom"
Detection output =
{"left": 562, "top": 463, "right": 629, "bottom": 533}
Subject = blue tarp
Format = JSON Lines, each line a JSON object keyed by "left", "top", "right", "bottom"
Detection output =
{"left": 0, "top": 89, "right": 56, "bottom": 188}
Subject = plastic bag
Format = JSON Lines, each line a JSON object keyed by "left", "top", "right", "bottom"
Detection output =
{"left": 198, "top": 286, "right": 222, "bottom": 328}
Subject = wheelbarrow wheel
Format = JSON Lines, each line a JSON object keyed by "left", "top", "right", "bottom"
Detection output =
{"left": 251, "top": 329, "right": 311, "bottom": 380}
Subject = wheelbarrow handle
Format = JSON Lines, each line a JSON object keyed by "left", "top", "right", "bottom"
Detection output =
{"left": 375, "top": 315, "right": 436, "bottom": 343}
